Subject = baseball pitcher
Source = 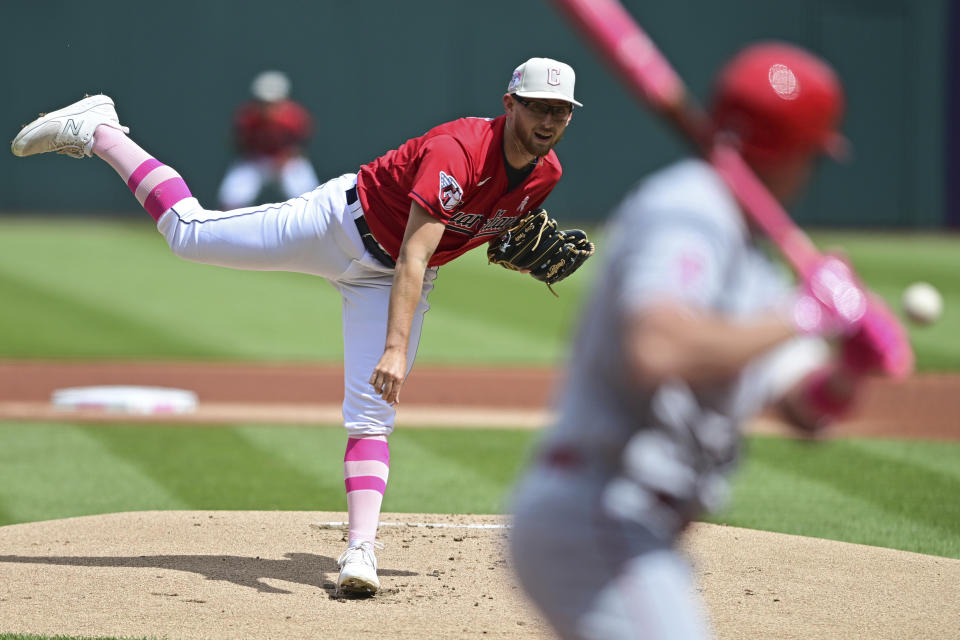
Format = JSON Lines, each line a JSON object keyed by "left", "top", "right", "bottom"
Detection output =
{"left": 11, "top": 57, "right": 593, "bottom": 597}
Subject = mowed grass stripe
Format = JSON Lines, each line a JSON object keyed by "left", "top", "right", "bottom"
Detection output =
{"left": 1, "top": 220, "right": 958, "bottom": 369}
{"left": 2, "top": 421, "right": 959, "bottom": 558}
{"left": 849, "top": 437, "right": 960, "bottom": 480}
{"left": 756, "top": 437, "right": 960, "bottom": 535}
{"left": 419, "top": 248, "right": 594, "bottom": 365}
{"left": 231, "top": 424, "right": 352, "bottom": 508}
{"left": 0, "top": 218, "right": 345, "bottom": 362}
{"left": 82, "top": 424, "right": 336, "bottom": 511}
{"left": 385, "top": 439, "right": 506, "bottom": 514}
{"left": 384, "top": 428, "right": 538, "bottom": 514}
{"left": 0, "top": 424, "right": 185, "bottom": 525}
{"left": 398, "top": 428, "right": 539, "bottom": 487}
{"left": 204, "top": 425, "right": 538, "bottom": 515}
{"left": 717, "top": 436, "right": 960, "bottom": 558}
{"left": 0, "top": 218, "right": 593, "bottom": 366}
{"left": 718, "top": 459, "right": 960, "bottom": 559}
{"left": 0, "top": 270, "right": 223, "bottom": 359}
{"left": 417, "top": 302, "right": 568, "bottom": 365}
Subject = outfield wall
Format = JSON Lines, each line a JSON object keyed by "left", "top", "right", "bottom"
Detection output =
{"left": 0, "top": 0, "right": 949, "bottom": 227}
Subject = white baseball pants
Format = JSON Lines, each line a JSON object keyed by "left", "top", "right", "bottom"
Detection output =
{"left": 217, "top": 155, "right": 320, "bottom": 210}
{"left": 157, "top": 172, "right": 436, "bottom": 435}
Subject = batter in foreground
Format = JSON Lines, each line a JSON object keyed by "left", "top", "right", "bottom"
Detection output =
{"left": 510, "top": 42, "right": 883, "bottom": 639}
{"left": 11, "top": 57, "right": 591, "bottom": 597}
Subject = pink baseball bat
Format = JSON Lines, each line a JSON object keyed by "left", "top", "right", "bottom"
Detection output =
{"left": 551, "top": 0, "right": 821, "bottom": 273}
{"left": 552, "top": 0, "right": 913, "bottom": 378}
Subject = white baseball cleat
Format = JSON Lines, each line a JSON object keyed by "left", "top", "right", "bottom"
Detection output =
{"left": 336, "top": 540, "right": 381, "bottom": 596}
{"left": 11, "top": 94, "right": 129, "bottom": 159}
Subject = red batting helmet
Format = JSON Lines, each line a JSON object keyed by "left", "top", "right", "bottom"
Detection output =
{"left": 710, "top": 42, "right": 847, "bottom": 162}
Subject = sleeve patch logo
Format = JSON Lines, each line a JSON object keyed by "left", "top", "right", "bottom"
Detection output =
{"left": 439, "top": 171, "right": 464, "bottom": 212}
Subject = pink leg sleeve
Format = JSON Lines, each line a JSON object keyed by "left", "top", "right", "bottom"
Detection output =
{"left": 92, "top": 124, "right": 195, "bottom": 221}
{"left": 343, "top": 435, "right": 390, "bottom": 545}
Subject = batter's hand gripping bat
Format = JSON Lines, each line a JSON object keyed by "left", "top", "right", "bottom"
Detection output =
{"left": 551, "top": 0, "right": 913, "bottom": 379}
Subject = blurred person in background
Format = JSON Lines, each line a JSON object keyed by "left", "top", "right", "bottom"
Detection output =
{"left": 509, "top": 42, "right": 890, "bottom": 639}
{"left": 216, "top": 70, "right": 319, "bottom": 209}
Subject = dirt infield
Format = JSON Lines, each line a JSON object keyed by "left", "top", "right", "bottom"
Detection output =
{"left": 0, "top": 511, "right": 957, "bottom": 640}
{"left": 0, "top": 360, "right": 957, "bottom": 638}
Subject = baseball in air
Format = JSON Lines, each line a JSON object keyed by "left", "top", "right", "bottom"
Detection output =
{"left": 900, "top": 282, "right": 943, "bottom": 326}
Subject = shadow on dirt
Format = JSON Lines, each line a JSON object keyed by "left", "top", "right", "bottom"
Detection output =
{"left": 0, "top": 551, "right": 417, "bottom": 596}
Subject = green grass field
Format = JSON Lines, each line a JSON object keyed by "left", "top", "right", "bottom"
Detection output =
{"left": 0, "top": 217, "right": 588, "bottom": 365}
{"left": 0, "top": 422, "right": 957, "bottom": 559}
{"left": 0, "top": 217, "right": 958, "bottom": 572}
{"left": 0, "top": 218, "right": 956, "bottom": 369}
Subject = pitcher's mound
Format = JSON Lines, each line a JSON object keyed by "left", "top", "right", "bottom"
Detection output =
{"left": 0, "top": 511, "right": 956, "bottom": 639}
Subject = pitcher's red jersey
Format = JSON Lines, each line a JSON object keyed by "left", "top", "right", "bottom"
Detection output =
{"left": 357, "top": 115, "right": 562, "bottom": 267}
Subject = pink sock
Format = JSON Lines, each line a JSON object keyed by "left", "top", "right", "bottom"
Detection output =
{"left": 343, "top": 435, "right": 390, "bottom": 545}
{"left": 92, "top": 125, "right": 195, "bottom": 221}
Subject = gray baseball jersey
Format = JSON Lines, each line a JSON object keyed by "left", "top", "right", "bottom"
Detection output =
{"left": 510, "top": 159, "right": 825, "bottom": 640}
{"left": 542, "top": 158, "right": 825, "bottom": 523}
